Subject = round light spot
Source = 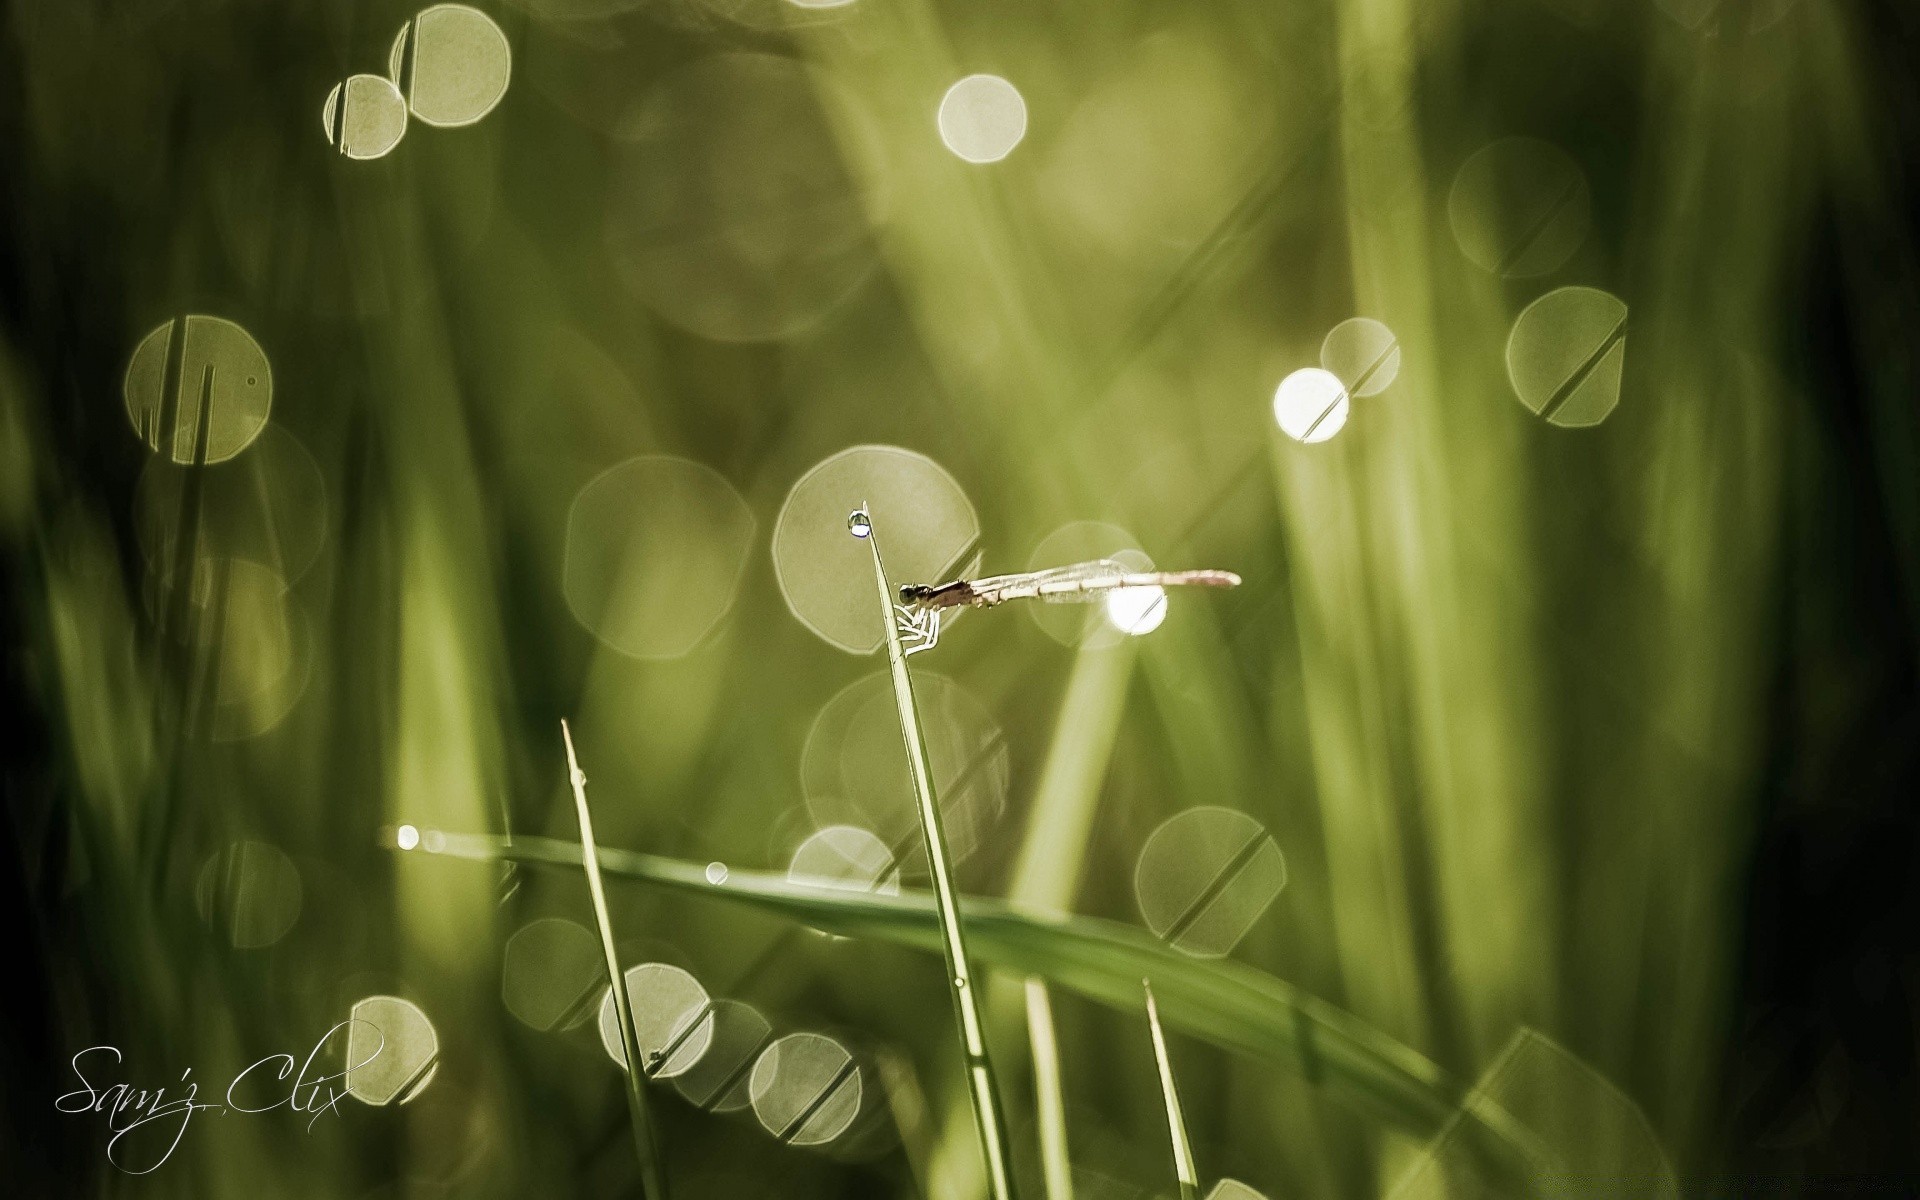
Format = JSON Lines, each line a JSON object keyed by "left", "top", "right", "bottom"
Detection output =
{"left": 323, "top": 74, "right": 409, "bottom": 160}
{"left": 501, "top": 918, "right": 604, "bottom": 1032}
{"left": 178, "top": 557, "right": 310, "bottom": 742}
{"left": 1022, "top": 524, "right": 1149, "bottom": 649}
{"left": 135, "top": 425, "right": 327, "bottom": 588}
{"left": 1505, "top": 286, "right": 1628, "bottom": 428}
{"left": 388, "top": 5, "right": 512, "bottom": 128}
{"left": 124, "top": 316, "right": 272, "bottom": 465}
{"left": 1449, "top": 138, "right": 1591, "bottom": 280}
{"left": 596, "top": 963, "right": 716, "bottom": 1078}
{"left": 1037, "top": 33, "right": 1247, "bottom": 271}
{"left": 563, "top": 456, "right": 755, "bottom": 659}
{"left": 1104, "top": 585, "right": 1168, "bottom": 636}
{"left": 673, "top": 1000, "right": 774, "bottom": 1112}
{"left": 1320, "top": 318, "right": 1401, "bottom": 398}
{"left": 1272, "top": 368, "right": 1350, "bottom": 444}
{"left": 773, "top": 446, "right": 979, "bottom": 655}
{"left": 194, "top": 840, "right": 303, "bottom": 949}
{"left": 606, "top": 54, "right": 881, "bottom": 342}
{"left": 705, "top": 861, "right": 729, "bottom": 885}
{"left": 346, "top": 996, "right": 440, "bottom": 1106}
{"left": 802, "top": 671, "right": 1006, "bottom": 873}
{"left": 749, "top": 1032, "right": 863, "bottom": 1146}
{"left": 1135, "top": 807, "right": 1287, "bottom": 958}
{"left": 396, "top": 824, "right": 421, "bottom": 850}
{"left": 938, "top": 74, "right": 1027, "bottom": 163}
{"left": 788, "top": 825, "right": 901, "bottom": 895}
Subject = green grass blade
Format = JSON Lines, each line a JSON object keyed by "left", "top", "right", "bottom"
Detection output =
{"left": 855, "top": 508, "right": 1018, "bottom": 1200}
{"left": 1143, "top": 980, "right": 1199, "bottom": 1200}
{"left": 410, "top": 830, "right": 1563, "bottom": 1192}
{"left": 1025, "top": 978, "right": 1075, "bottom": 1200}
{"left": 562, "top": 723, "right": 668, "bottom": 1200}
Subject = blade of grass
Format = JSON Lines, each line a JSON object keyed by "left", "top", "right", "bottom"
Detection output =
{"left": 1025, "top": 978, "right": 1075, "bottom": 1200}
{"left": 1143, "top": 979, "right": 1200, "bottom": 1200}
{"left": 407, "top": 830, "right": 1566, "bottom": 1193}
{"left": 562, "top": 721, "right": 668, "bottom": 1200}
{"left": 853, "top": 507, "right": 1018, "bottom": 1200}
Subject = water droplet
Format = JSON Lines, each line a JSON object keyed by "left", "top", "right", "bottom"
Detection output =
{"left": 847, "top": 511, "right": 872, "bottom": 538}
{"left": 705, "top": 861, "right": 729, "bottom": 885}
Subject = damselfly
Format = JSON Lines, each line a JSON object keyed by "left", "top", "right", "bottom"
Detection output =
{"left": 891, "top": 558, "right": 1240, "bottom": 654}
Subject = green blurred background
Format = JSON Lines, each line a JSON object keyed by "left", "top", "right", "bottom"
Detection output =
{"left": 5, "top": 0, "right": 1920, "bottom": 1195}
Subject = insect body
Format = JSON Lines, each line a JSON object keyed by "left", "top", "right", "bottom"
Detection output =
{"left": 894, "top": 559, "right": 1240, "bottom": 653}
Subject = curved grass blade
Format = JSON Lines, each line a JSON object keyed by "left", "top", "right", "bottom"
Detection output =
{"left": 1143, "top": 980, "right": 1199, "bottom": 1200}
{"left": 408, "top": 830, "right": 1565, "bottom": 1194}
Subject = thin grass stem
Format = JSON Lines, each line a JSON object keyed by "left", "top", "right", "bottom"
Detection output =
{"left": 1025, "top": 977, "right": 1075, "bottom": 1200}
{"left": 563, "top": 720, "right": 668, "bottom": 1200}
{"left": 1144, "top": 979, "right": 1199, "bottom": 1200}
{"left": 852, "top": 507, "right": 1018, "bottom": 1200}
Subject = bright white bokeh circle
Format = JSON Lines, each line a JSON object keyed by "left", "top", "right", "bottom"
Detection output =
{"left": 1272, "top": 368, "right": 1350, "bottom": 444}
{"left": 938, "top": 75, "right": 1027, "bottom": 164}
{"left": 1104, "top": 586, "right": 1168, "bottom": 636}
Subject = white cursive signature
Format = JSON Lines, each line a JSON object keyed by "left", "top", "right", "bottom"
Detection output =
{"left": 54, "top": 1022, "right": 385, "bottom": 1174}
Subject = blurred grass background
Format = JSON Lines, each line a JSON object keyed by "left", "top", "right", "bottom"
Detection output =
{"left": 5, "top": 0, "right": 1920, "bottom": 1196}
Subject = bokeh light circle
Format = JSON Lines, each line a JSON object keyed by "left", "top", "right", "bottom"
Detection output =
{"left": 673, "top": 1000, "right": 774, "bottom": 1112}
{"left": 324, "top": 75, "right": 410, "bottom": 160}
{"left": 178, "top": 557, "right": 310, "bottom": 742}
{"left": 596, "top": 962, "right": 716, "bottom": 1077}
{"left": 346, "top": 996, "right": 440, "bottom": 1106}
{"left": 1272, "top": 368, "right": 1350, "bottom": 444}
{"left": 1023, "top": 523, "right": 1148, "bottom": 648}
{"left": 749, "top": 1031, "right": 863, "bottom": 1146}
{"left": 124, "top": 316, "right": 272, "bottom": 464}
{"left": 134, "top": 425, "right": 328, "bottom": 587}
{"left": 563, "top": 456, "right": 755, "bottom": 659}
{"left": 773, "top": 445, "right": 979, "bottom": 654}
{"left": 501, "top": 918, "right": 604, "bottom": 1032}
{"left": 788, "top": 825, "right": 902, "bottom": 895}
{"left": 606, "top": 53, "right": 881, "bottom": 342}
{"left": 1135, "top": 806, "right": 1287, "bottom": 958}
{"left": 1505, "top": 286, "right": 1628, "bottom": 428}
{"left": 1104, "top": 585, "right": 1168, "bottom": 636}
{"left": 938, "top": 74, "right": 1027, "bottom": 163}
{"left": 194, "top": 840, "right": 303, "bottom": 949}
{"left": 388, "top": 5, "right": 512, "bottom": 128}
{"left": 1319, "top": 318, "right": 1401, "bottom": 398}
{"left": 802, "top": 670, "right": 1007, "bottom": 872}
{"left": 1449, "top": 138, "right": 1591, "bottom": 279}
